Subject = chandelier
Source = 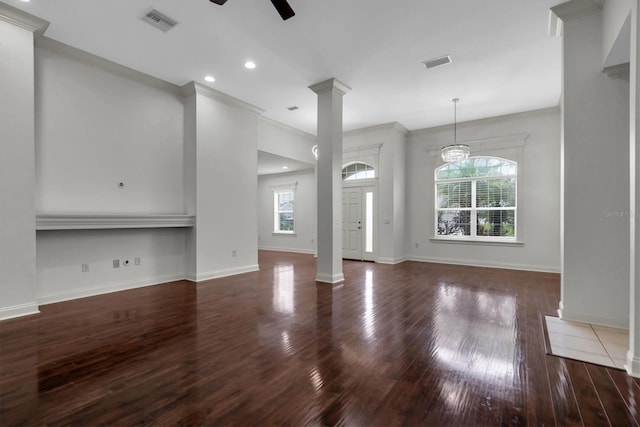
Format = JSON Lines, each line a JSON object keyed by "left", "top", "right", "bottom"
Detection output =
{"left": 441, "top": 98, "right": 470, "bottom": 162}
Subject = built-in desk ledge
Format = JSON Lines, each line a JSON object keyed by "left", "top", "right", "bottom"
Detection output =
{"left": 36, "top": 213, "right": 195, "bottom": 230}
{"left": 430, "top": 237, "right": 524, "bottom": 247}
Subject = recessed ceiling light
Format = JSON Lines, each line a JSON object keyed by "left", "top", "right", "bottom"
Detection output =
{"left": 20, "top": 0, "right": 30, "bottom": 2}
{"left": 282, "top": 166, "right": 289, "bottom": 170}
{"left": 244, "top": 61, "right": 256, "bottom": 70}
{"left": 204, "top": 75, "right": 215, "bottom": 83}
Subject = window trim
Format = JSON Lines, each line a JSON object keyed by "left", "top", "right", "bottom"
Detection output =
{"left": 434, "top": 156, "right": 517, "bottom": 242}
{"left": 272, "top": 182, "right": 297, "bottom": 235}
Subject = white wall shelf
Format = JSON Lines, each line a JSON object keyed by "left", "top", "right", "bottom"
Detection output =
{"left": 36, "top": 213, "right": 195, "bottom": 230}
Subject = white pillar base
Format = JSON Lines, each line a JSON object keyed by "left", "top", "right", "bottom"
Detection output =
{"left": 315, "top": 272, "right": 345, "bottom": 284}
{"left": 626, "top": 350, "right": 640, "bottom": 377}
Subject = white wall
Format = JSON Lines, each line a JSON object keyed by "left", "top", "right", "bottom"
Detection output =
{"left": 190, "top": 85, "right": 260, "bottom": 280}
{"left": 406, "top": 108, "right": 561, "bottom": 273}
{"left": 343, "top": 123, "right": 407, "bottom": 263}
{"left": 37, "top": 229, "right": 186, "bottom": 304}
{"left": 258, "top": 169, "right": 316, "bottom": 254}
{"left": 603, "top": 0, "right": 632, "bottom": 66}
{"left": 561, "top": 10, "right": 630, "bottom": 328}
{"left": 258, "top": 117, "right": 316, "bottom": 163}
{"left": 31, "top": 39, "right": 189, "bottom": 304}
{"left": 0, "top": 17, "right": 40, "bottom": 320}
{"left": 35, "top": 39, "right": 185, "bottom": 214}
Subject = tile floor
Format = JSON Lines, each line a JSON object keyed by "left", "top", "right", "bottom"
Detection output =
{"left": 545, "top": 315, "right": 628, "bottom": 369}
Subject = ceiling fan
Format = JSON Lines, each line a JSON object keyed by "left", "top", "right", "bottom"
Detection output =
{"left": 209, "top": 0, "right": 295, "bottom": 21}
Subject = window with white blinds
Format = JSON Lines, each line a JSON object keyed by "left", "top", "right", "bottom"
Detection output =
{"left": 435, "top": 157, "right": 517, "bottom": 240}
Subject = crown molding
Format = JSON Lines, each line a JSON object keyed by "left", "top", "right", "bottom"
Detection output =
{"left": 550, "top": 0, "right": 603, "bottom": 23}
{"left": 308, "top": 78, "right": 352, "bottom": 96}
{"left": 36, "top": 37, "right": 182, "bottom": 96}
{"left": 427, "top": 133, "right": 528, "bottom": 157}
{"left": 182, "top": 81, "right": 265, "bottom": 115}
{"left": 603, "top": 62, "right": 630, "bottom": 80}
{"left": 344, "top": 121, "right": 408, "bottom": 137}
{"left": 410, "top": 106, "right": 559, "bottom": 138}
{"left": 0, "top": 2, "right": 49, "bottom": 38}
{"left": 258, "top": 116, "right": 316, "bottom": 140}
{"left": 344, "top": 143, "right": 382, "bottom": 156}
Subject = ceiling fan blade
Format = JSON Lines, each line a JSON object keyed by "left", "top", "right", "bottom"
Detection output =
{"left": 270, "top": 0, "right": 295, "bottom": 20}
{"left": 210, "top": 0, "right": 228, "bottom": 5}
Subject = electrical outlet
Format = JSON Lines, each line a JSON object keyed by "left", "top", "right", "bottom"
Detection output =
{"left": 134, "top": 257, "right": 140, "bottom": 266}
{"left": 81, "top": 263, "right": 89, "bottom": 272}
{"left": 123, "top": 259, "right": 130, "bottom": 266}
{"left": 232, "top": 250, "right": 237, "bottom": 257}
{"left": 113, "top": 259, "right": 120, "bottom": 268}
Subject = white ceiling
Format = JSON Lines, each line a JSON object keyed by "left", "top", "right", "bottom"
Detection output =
{"left": 257, "top": 150, "right": 314, "bottom": 176}
{"left": 9, "top": 0, "right": 564, "bottom": 135}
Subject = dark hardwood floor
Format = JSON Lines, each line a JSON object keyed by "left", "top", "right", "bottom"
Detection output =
{"left": 1, "top": 251, "right": 638, "bottom": 426}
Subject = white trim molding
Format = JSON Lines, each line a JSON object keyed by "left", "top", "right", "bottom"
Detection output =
{"left": 181, "top": 81, "right": 265, "bottom": 115}
{"left": 196, "top": 264, "right": 260, "bottom": 282}
{"left": 0, "top": 302, "right": 40, "bottom": 321}
{"left": 36, "top": 213, "right": 195, "bottom": 230}
{"left": 258, "top": 246, "right": 315, "bottom": 255}
{"left": 558, "top": 303, "right": 629, "bottom": 329}
{"left": 315, "top": 272, "right": 345, "bottom": 284}
{"left": 407, "top": 255, "right": 560, "bottom": 274}
{"left": 377, "top": 257, "right": 407, "bottom": 265}
{"left": 0, "top": 2, "right": 49, "bottom": 38}
{"left": 38, "top": 275, "right": 186, "bottom": 305}
{"left": 626, "top": 351, "right": 640, "bottom": 378}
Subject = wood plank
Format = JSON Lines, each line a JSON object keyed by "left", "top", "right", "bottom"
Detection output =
{"left": 0, "top": 251, "right": 637, "bottom": 425}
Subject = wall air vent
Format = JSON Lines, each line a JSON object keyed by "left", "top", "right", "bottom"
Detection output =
{"left": 142, "top": 9, "right": 178, "bottom": 32}
{"left": 423, "top": 55, "right": 452, "bottom": 70}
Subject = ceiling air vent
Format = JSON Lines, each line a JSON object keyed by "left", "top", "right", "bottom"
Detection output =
{"left": 142, "top": 9, "right": 178, "bottom": 32}
{"left": 423, "top": 55, "right": 452, "bottom": 70}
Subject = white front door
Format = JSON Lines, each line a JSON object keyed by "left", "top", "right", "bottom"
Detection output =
{"left": 342, "top": 187, "right": 362, "bottom": 260}
{"left": 342, "top": 186, "right": 376, "bottom": 261}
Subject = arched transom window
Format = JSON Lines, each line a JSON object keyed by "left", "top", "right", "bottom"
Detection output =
{"left": 342, "top": 162, "right": 375, "bottom": 181}
{"left": 435, "top": 157, "right": 517, "bottom": 240}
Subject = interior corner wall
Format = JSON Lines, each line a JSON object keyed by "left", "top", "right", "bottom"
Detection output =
{"left": 392, "top": 128, "right": 407, "bottom": 262}
{"left": 561, "top": 10, "right": 630, "bottom": 328}
{"left": 406, "top": 108, "right": 561, "bottom": 273}
{"left": 33, "top": 42, "right": 188, "bottom": 303}
{"left": 0, "top": 20, "right": 38, "bottom": 320}
{"left": 343, "top": 125, "right": 405, "bottom": 263}
{"left": 257, "top": 117, "right": 317, "bottom": 163}
{"left": 603, "top": 0, "right": 633, "bottom": 65}
{"left": 258, "top": 170, "right": 316, "bottom": 254}
{"left": 35, "top": 45, "right": 184, "bottom": 213}
{"left": 194, "top": 93, "right": 259, "bottom": 280}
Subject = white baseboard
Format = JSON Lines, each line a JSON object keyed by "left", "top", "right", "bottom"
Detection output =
{"left": 406, "top": 254, "right": 560, "bottom": 273}
{"left": 0, "top": 302, "right": 40, "bottom": 321}
{"left": 315, "top": 272, "right": 345, "bottom": 283}
{"left": 558, "top": 305, "right": 628, "bottom": 329}
{"left": 627, "top": 351, "right": 640, "bottom": 377}
{"left": 377, "top": 256, "right": 407, "bottom": 265}
{"left": 196, "top": 264, "right": 260, "bottom": 282}
{"left": 38, "top": 274, "right": 186, "bottom": 305}
{"left": 258, "top": 246, "right": 316, "bottom": 255}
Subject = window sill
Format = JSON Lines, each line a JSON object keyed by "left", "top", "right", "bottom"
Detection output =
{"left": 273, "top": 232, "right": 297, "bottom": 236}
{"left": 430, "top": 237, "right": 524, "bottom": 247}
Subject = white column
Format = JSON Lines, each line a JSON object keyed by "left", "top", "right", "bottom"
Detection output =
{"left": 309, "top": 78, "right": 351, "bottom": 283}
{"left": 552, "top": 1, "right": 631, "bottom": 329}
{"left": 627, "top": 0, "right": 640, "bottom": 377}
{"left": 0, "top": 4, "right": 47, "bottom": 320}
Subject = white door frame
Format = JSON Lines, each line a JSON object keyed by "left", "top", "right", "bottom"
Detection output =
{"left": 342, "top": 179, "right": 378, "bottom": 261}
